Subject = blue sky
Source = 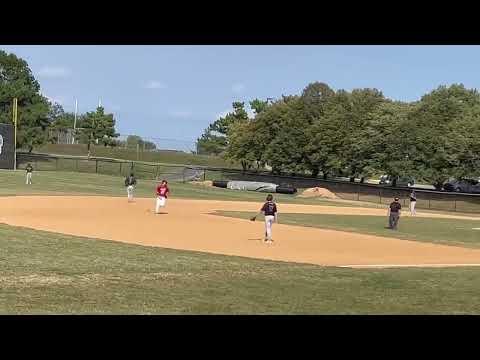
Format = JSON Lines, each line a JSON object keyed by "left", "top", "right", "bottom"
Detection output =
{"left": 2, "top": 45, "right": 480, "bottom": 150}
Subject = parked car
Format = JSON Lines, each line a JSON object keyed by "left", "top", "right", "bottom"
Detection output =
{"left": 379, "top": 175, "right": 415, "bottom": 187}
{"left": 442, "top": 179, "right": 480, "bottom": 194}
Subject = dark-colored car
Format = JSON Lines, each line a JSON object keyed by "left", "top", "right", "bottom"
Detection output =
{"left": 379, "top": 175, "right": 415, "bottom": 187}
{"left": 443, "top": 179, "right": 480, "bottom": 194}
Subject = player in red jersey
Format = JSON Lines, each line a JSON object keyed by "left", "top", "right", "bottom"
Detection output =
{"left": 155, "top": 179, "right": 170, "bottom": 214}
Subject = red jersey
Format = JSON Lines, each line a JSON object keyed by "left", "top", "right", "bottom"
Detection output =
{"left": 156, "top": 184, "right": 169, "bottom": 198}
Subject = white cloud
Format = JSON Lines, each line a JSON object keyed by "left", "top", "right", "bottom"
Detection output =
{"left": 169, "top": 110, "right": 192, "bottom": 118}
{"left": 38, "top": 66, "right": 71, "bottom": 78}
{"left": 145, "top": 80, "right": 167, "bottom": 90}
{"left": 232, "top": 83, "right": 246, "bottom": 93}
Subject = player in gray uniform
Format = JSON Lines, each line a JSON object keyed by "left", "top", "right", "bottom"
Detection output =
{"left": 25, "top": 163, "right": 33, "bottom": 185}
{"left": 125, "top": 173, "right": 137, "bottom": 202}
{"left": 409, "top": 190, "right": 417, "bottom": 216}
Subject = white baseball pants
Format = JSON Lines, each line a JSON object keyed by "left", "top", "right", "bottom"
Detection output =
{"left": 127, "top": 185, "right": 134, "bottom": 201}
{"left": 155, "top": 196, "right": 167, "bottom": 213}
{"left": 264, "top": 215, "right": 275, "bottom": 240}
{"left": 410, "top": 201, "right": 416, "bottom": 215}
{"left": 26, "top": 173, "right": 32, "bottom": 185}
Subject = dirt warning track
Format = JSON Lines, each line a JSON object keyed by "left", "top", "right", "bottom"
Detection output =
{"left": 2, "top": 196, "right": 480, "bottom": 268}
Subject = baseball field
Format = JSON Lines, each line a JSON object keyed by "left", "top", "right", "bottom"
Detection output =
{"left": 2, "top": 169, "right": 480, "bottom": 314}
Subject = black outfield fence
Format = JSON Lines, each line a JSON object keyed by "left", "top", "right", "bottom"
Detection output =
{"left": 16, "top": 152, "right": 480, "bottom": 213}
{"left": 16, "top": 152, "right": 204, "bottom": 183}
{"left": 205, "top": 167, "right": 480, "bottom": 214}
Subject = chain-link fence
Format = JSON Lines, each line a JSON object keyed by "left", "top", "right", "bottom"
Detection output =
{"left": 17, "top": 152, "right": 480, "bottom": 213}
{"left": 17, "top": 152, "right": 204, "bottom": 182}
{"left": 203, "top": 167, "right": 480, "bottom": 213}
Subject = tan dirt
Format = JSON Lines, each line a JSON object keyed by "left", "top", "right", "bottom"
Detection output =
{"left": 1, "top": 196, "right": 480, "bottom": 268}
{"left": 189, "top": 180, "right": 213, "bottom": 187}
{"left": 298, "top": 187, "right": 339, "bottom": 199}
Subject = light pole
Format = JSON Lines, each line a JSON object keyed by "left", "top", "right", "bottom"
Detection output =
{"left": 12, "top": 98, "right": 18, "bottom": 170}
{"left": 72, "top": 98, "right": 78, "bottom": 144}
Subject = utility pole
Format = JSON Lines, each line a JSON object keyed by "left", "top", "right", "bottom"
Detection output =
{"left": 72, "top": 98, "right": 78, "bottom": 144}
{"left": 13, "top": 98, "right": 18, "bottom": 170}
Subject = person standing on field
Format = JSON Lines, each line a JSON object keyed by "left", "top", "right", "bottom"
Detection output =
{"left": 155, "top": 179, "right": 170, "bottom": 214}
{"left": 251, "top": 194, "right": 278, "bottom": 243}
{"left": 388, "top": 197, "right": 402, "bottom": 230}
{"left": 125, "top": 172, "right": 137, "bottom": 202}
{"left": 409, "top": 190, "right": 417, "bottom": 216}
{"left": 25, "top": 163, "right": 33, "bottom": 185}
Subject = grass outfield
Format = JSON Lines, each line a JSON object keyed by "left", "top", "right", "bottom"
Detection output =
{"left": 2, "top": 223, "right": 480, "bottom": 314}
{"left": 0, "top": 169, "right": 369, "bottom": 207}
{"left": 215, "top": 211, "right": 480, "bottom": 249}
{"left": 34, "top": 143, "right": 237, "bottom": 168}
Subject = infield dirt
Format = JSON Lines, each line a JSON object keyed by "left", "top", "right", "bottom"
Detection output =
{"left": 2, "top": 196, "right": 480, "bottom": 268}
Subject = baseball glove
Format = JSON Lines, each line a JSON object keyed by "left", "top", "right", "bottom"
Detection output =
{"left": 250, "top": 216, "right": 256, "bottom": 221}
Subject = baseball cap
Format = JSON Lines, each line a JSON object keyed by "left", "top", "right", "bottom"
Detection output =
{"left": 394, "top": 197, "right": 399, "bottom": 201}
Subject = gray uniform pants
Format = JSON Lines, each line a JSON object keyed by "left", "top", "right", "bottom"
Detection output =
{"left": 389, "top": 212, "right": 400, "bottom": 230}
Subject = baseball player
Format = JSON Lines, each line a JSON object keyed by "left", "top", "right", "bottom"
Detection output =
{"left": 409, "top": 190, "right": 417, "bottom": 216}
{"left": 387, "top": 197, "right": 402, "bottom": 230}
{"left": 25, "top": 163, "right": 33, "bottom": 185}
{"left": 155, "top": 179, "right": 170, "bottom": 214}
{"left": 125, "top": 172, "right": 137, "bottom": 202}
{"left": 251, "top": 194, "right": 278, "bottom": 243}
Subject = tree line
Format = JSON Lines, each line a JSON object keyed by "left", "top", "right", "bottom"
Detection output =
{"left": 0, "top": 50, "right": 155, "bottom": 153}
{"left": 197, "top": 82, "right": 480, "bottom": 189}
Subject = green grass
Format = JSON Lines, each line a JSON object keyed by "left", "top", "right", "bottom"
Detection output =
{"left": 2, "top": 223, "right": 480, "bottom": 314}
{"left": 34, "top": 143, "right": 238, "bottom": 168}
{"left": 215, "top": 211, "right": 480, "bottom": 249}
{"left": 3, "top": 169, "right": 480, "bottom": 314}
{"left": 0, "top": 169, "right": 365, "bottom": 206}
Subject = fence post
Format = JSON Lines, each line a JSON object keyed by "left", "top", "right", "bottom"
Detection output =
{"left": 56, "top": 158, "right": 59, "bottom": 170}
{"left": 379, "top": 189, "right": 382, "bottom": 204}
{"left": 182, "top": 168, "right": 186, "bottom": 183}
{"left": 204, "top": 169, "right": 206, "bottom": 181}
{"left": 429, "top": 198, "right": 431, "bottom": 210}
{"left": 119, "top": 162, "right": 122, "bottom": 176}
{"left": 95, "top": 160, "right": 98, "bottom": 173}
{"left": 76, "top": 159, "right": 79, "bottom": 171}
{"left": 155, "top": 165, "right": 160, "bottom": 180}
{"left": 454, "top": 199, "right": 457, "bottom": 212}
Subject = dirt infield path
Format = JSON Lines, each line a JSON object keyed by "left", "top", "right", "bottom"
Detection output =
{"left": 2, "top": 196, "right": 480, "bottom": 268}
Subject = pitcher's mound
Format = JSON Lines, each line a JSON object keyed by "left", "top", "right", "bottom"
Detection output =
{"left": 298, "top": 187, "right": 339, "bottom": 200}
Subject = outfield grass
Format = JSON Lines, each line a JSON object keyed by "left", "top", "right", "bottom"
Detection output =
{"left": 34, "top": 143, "right": 238, "bottom": 168}
{"left": 215, "top": 211, "right": 480, "bottom": 249}
{"left": 2, "top": 223, "right": 480, "bottom": 314}
{"left": 0, "top": 169, "right": 366, "bottom": 207}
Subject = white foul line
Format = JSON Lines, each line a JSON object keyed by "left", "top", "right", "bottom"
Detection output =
{"left": 339, "top": 263, "right": 480, "bottom": 269}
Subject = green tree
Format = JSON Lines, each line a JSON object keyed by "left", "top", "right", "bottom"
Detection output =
{"left": 341, "top": 88, "right": 385, "bottom": 182}
{"left": 197, "top": 102, "right": 249, "bottom": 156}
{"left": 407, "top": 84, "right": 480, "bottom": 189}
{"left": 263, "top": 97, "right": 311, "bottom": 175}
{"left": 368, "top": 100, "right": 416, "bottom": 186}
{"left": 249, "top": 98, "right": 268, "bottom": 115}
{"left": 0, "top": 50, "right": 50, "bottom": 151}
{"left": 305, "top": 89, "right": 351, "bottom": 179}
{"left": 196, "top": 129, "right": 227, "bottom": 155}
{"left": 78, "top": 106, "right": 118, "bottom": 151}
